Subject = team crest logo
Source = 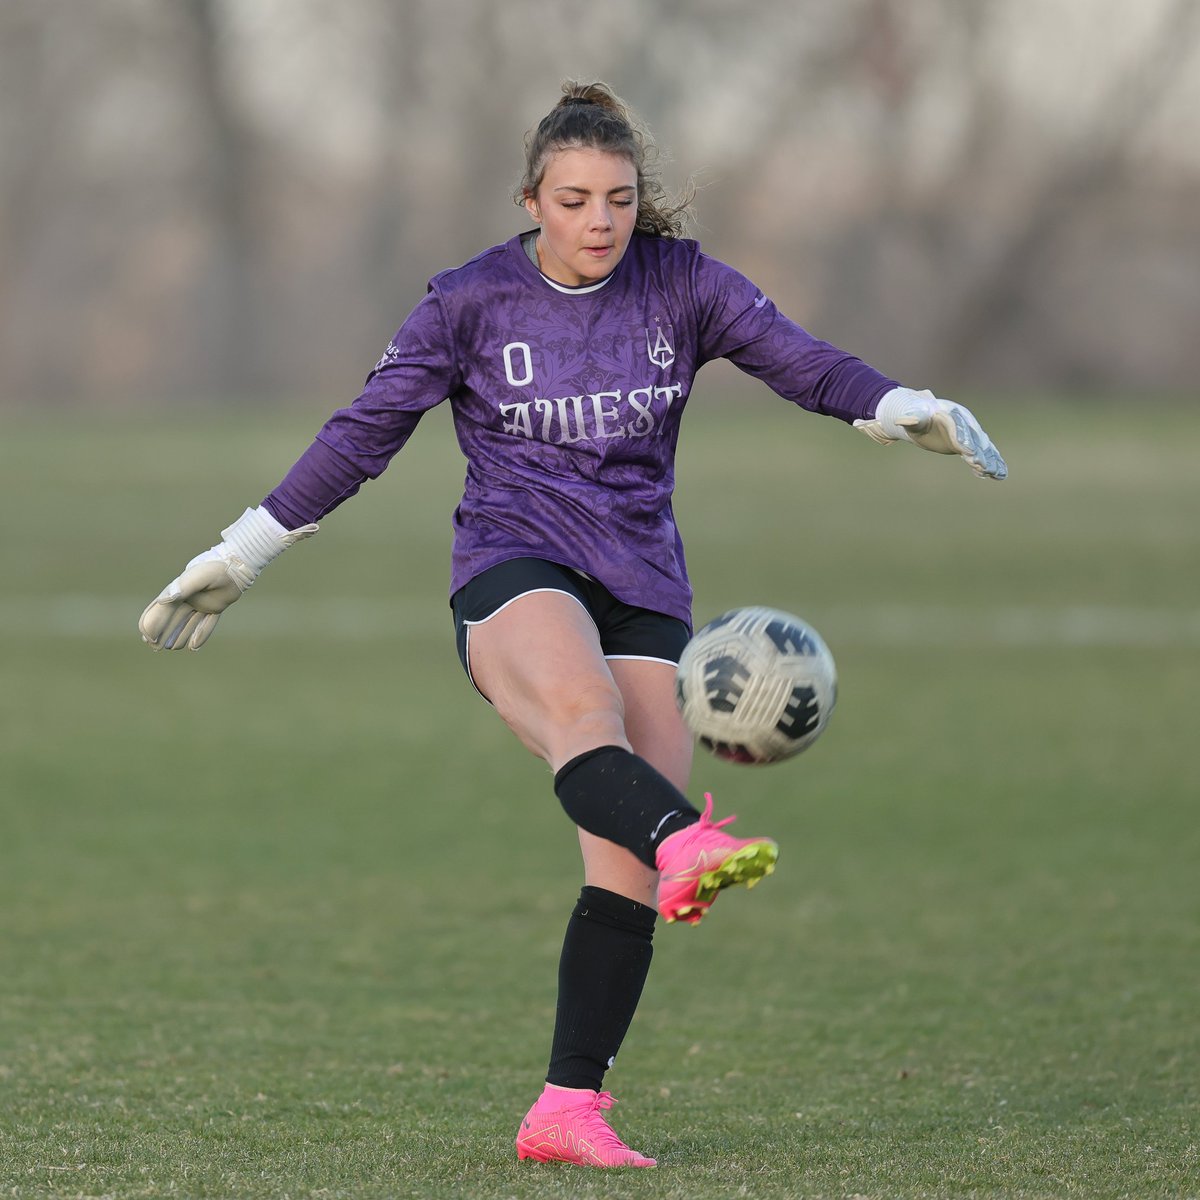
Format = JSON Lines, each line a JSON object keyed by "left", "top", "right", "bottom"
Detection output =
{"left": 645, "top": 323, "right": 675, "bottom": 369}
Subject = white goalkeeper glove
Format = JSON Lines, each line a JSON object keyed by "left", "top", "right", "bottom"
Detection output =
{"left": 139, "top": 506, "right": 318, "bottom": 651}
{"left": 853, "top": 387, "right": 1008, "bottom": 481}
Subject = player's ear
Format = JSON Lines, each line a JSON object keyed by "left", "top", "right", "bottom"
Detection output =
{"left": 523, "top": 192, "right": 541, "bottom": 223}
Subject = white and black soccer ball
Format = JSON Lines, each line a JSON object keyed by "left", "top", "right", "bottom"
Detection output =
{"left": 675, "top": 607, "right": 837, "bottom": 765}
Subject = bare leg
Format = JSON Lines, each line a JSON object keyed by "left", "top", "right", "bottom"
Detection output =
{"left": 466, "top": 590, "right": 629, "bottom": 770}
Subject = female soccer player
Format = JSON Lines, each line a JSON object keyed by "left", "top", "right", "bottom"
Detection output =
{"left": 140, "top": 81, "right": 1007, "bottom": 1168}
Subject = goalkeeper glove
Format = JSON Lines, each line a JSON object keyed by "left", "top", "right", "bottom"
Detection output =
{"left": 139, "top": 506, "right": 318, "bottom": 651}
{"left": 853, "top": 387, "right": 1008, "bottom": 481}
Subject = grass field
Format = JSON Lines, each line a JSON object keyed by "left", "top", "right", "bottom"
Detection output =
{"left": 1, "top": 397, "right": 1198, "bottom": 1199}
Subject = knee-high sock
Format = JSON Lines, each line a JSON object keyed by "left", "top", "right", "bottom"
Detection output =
{"left": 554, "top": 745, "right": 699, "bottom": 868}
{"left": 546, "top": 886, "right": 658, "bottom": 1091}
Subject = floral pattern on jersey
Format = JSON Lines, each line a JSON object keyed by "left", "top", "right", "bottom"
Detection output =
{"left": 312, "top": 234, "right": 893, "bottom": 624}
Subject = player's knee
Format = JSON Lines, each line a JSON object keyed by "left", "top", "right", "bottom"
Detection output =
{"left": 495, "top": 674, "right": 626, "bottom": 764}
{"left": 544, "top": 677, "right": 625, "bottom": 751}
{"left": 550, "top": 678, "right": 628, "bottom": 761}
{"left": 560, "top": 676, "right": 625, "bottom": 725}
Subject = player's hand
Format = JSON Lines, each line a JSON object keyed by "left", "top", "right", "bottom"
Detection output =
{"left": 139, "top": 506, "right": 317, "bottom": 651}
{"left": 854, "top": 388, "right": 1008, "bottom": 481}
{"left": 139, "top": 551, "right": 254, "bottom": 651}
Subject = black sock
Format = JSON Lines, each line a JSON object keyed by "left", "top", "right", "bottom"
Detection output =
{"left": 546, "top": 886, "right": 658, "bottom": 1092}
{"left": 553, "top": 745, "right": 699, "bottom": 868}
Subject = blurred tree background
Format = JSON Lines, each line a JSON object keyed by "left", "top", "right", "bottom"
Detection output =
{"left": 2, "top": 0, "right": 1197, "bottom": 407}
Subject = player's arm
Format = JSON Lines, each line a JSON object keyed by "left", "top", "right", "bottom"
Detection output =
{"left": 138, "top": 506, "right": 318, "bottom": 651}
{"left": 140, "top": 288, "right": 461, "bottom": 653}
{"left": 853, "top": 387, "right": 1008, "bottom": 481}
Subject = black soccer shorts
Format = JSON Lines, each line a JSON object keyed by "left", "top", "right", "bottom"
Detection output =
{"left": 451, "top": 557, "right": 691, "bottom": 699}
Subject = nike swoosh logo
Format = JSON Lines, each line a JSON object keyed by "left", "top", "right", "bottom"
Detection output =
{"left": 754, "top": 294, "right": 768, "bottom": 308}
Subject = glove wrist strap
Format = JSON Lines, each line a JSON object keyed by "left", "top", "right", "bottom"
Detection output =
{"left": 872, "top": 387, "right": 924, "bottom": 441}
{"left": 218, "top": 506, "right": 294, "bottom": 574}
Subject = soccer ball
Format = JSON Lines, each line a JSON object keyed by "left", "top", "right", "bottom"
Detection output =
{"left": 675, "top": 607, "right": 837, "bottom": 765}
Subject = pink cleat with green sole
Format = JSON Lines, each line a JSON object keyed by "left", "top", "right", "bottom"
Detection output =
{"left": 516, "top": 1084, "right": 656, "bottom": 1168}
{"left": 655, "top": 792, "right": 778, "bottom": 925}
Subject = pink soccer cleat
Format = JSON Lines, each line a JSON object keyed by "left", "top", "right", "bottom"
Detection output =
{"left": 655, "top": 792, "right": 778, "bottom": 925}
{"left": 515, "top": 1084, "right": 656, "bottom": 1168}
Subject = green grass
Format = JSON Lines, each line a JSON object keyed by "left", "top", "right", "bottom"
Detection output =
{"left": 1, "top": 397, "right": 1198, "bottom": 1198}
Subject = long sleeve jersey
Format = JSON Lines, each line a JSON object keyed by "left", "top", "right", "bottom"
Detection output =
{"left": 264, "top": 232, "right": 895, "bottom": 625}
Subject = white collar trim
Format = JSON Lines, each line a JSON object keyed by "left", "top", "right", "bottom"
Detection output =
{"left": 537, "top": 270, "right": 616, "bottom": 295}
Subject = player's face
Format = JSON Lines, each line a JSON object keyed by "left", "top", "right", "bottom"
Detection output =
{"left": 524, "top": 147, "right": 638, "bottom": 287}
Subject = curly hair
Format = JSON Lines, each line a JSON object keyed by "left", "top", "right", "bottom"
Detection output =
{"left": 516, "top": 81, "right": 693, "bottom": 239}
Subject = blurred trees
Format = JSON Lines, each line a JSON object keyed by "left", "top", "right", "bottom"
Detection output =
{"left": 1, "top": 0, "right": 1197, "bottom": 405}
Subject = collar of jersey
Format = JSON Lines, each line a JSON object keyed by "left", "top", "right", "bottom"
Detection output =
{"left": 536, "top": 266, "right": 617, "bottom": 296}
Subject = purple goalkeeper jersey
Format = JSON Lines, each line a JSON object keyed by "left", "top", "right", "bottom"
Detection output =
{"left": 265, "top": 233, "right": 895, "bottom": 625}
